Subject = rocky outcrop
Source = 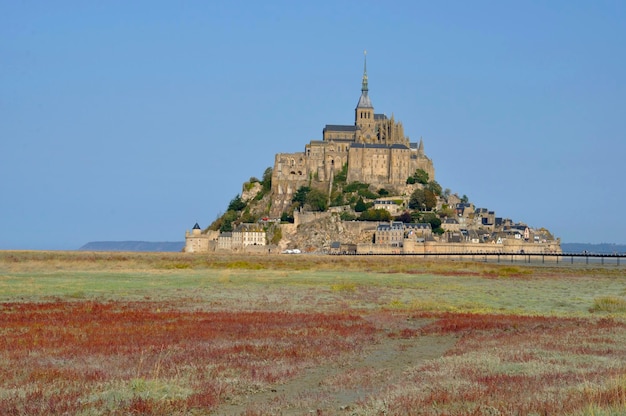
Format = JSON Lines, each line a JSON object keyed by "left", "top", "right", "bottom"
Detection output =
{"left": 241, "top": 182, "right": 263, "bottom": 202}
{"left": 279, "top": 214, "right": 376, "bottom": 253}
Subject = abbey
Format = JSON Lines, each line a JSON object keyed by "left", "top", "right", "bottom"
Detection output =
{"left": 270, "top": 54, "right": 434, "bottom": 217}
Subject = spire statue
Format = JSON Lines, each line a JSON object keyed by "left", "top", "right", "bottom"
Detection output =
{"left": 362, "top": 50, "right": 368, "bottom": 92}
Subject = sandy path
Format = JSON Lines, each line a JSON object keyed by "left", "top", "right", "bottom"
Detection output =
{"left": 213, "top": 318, "right": 457, "bottom": 415}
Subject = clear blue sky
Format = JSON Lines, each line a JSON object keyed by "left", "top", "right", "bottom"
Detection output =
{"left": 1, "top": 1, "right": 625, "bottom": 250}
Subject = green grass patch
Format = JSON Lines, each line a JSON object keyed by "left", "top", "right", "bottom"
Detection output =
{"left": 591, "top": 296, "right": 626, "bottom": 313}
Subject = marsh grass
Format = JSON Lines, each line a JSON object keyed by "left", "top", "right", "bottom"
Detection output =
{"left": 5, "top": 250, "right": 623, "bottom": 276}
{"left": 592, "top": 296, "right": 626, "bottom": 313}
{"left": 2, "top": 251, "right": 626, "bottom": 414}
{"left": 1, "top": 252, "right": 625, "bottom": 316}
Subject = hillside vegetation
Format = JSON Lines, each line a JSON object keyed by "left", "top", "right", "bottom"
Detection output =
{"left": 209, "top": 165, "right": 455, "bottom": 236}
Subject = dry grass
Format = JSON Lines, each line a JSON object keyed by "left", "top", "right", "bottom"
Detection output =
{"left": 592, "top": 296, "right": 626, "bottom": 313}
{"left": 3, "top": 250, "right": 622, "bottom": 277}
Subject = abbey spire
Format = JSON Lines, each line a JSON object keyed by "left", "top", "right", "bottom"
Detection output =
{"left": 362, "top": 50, "right": 369, "bottom": 92}
{"left": 355, "top": 50, "right": 376, "bottom": 142}
{"left": 356, "top": 50, "right": 373, "bottom": 109}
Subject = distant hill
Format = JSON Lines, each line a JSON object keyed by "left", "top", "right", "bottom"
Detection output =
{"left": 561, "top": 243, "right": 626, "bottom": 254}
{"left": 78, "top": 241, "right": 185, "bottom": 252}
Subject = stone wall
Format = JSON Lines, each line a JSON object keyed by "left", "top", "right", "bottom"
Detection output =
{"left": 357, "top": 239, "right": 562, "bottom": 255}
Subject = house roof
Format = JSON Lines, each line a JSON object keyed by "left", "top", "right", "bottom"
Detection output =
{"left": 448, "top": 233, "right": 463, "bottom": 243}
{"left": 377, "top": 222, "right": 404, "bottom": 231}
{"left": 406, "top": 223, "right": 432, "bottom": 229}
{"left": 234, "top": 223, "right": 265, "bottom": 232}
{"left": 193, "top": 223, "right": 201, "bottom": 230}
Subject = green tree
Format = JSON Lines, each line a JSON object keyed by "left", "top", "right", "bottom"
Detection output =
{"left": 410, "top": 210, "right": 422, "bottom": 223}
{"left": 395, "top": 211, "right": 413, "bottom": 223}
{"left": 359, "top": 208, "right": 392, "bottom": 221}
{"left": 280, "top": 212, "right": 294, "bottom": 223}
{"left": 424, "top": 189, "right": 438, "bottom": 211}
{"left": 409, "top": 188, "right": 426, "bottom": 210}
{"left": 461, "top": 194, "right": 469, "bottom": 204}
{"left": 378, "top": 188, "right": 389, "bottom": 197}
{"left": 227, "top": 195, "right": 246, "bottom": 212}
{"left": 261, "top": 167, "right": 272, "bottom": 192}
{"left": 422, "top": 213, "right": 443, "bottom": 234}
{"left": 414, "top": 169, "right": 429, "bottom": 185}
{"left": 354, "top": 197, "right": 367, "bottom": 213}
{"left": 406, "top": 176, "right": 416, "bottom": 185}
{"left": 344, "top": 181, "right": 369, "bottom": 193}
{"left": 219, "top": 210, "right": 239, "bottom": 232}
{"left": 426, "top": 180, "right": 442, "bottom": 196}
{"left": 330, "top": 191, "right": 345, "bottom": 207}
{"left": 292, "top": 186, "right": 311, "bottom": 207}
{"left": 358, "top": 188, "right": 379, "bottom": 199}
{"left": 340, "top": 211, "right": 357, "bottom": 221}
{"left": 239, "top": 208, "right": 258, "bottom": 224}
{"left": 305, "top": 188, "right": 328, "bottom": 212}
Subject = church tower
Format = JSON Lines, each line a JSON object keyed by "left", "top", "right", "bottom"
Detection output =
{"left": 355, "top": 51, "right": 375, "bottom": 143}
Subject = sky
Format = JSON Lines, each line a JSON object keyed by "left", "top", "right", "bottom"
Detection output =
{"left": 1, "top": 1, "right": 625, "bottom": 250}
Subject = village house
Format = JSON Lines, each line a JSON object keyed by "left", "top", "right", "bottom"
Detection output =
{"left": 373, "top": 199, "right": 403, "bottom": 216}
{"left": 215, "top": 224, "right": 267, "bottom": 251}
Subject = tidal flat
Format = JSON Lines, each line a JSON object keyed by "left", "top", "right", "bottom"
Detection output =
{"left": 1, "top": 251, "right": 625, "bottom": 415}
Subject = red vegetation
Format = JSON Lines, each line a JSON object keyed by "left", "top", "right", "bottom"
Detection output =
{"left": 0, "top": 301, "right": 377, "bottom": 415}
{"left": 377, "top": 312, "right": 626, "bottom": 415}
{"left": 3, "top": 301, "right": 626, "bottom": 415}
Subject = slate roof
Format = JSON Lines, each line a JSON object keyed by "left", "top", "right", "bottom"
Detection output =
{"left": 324, "top": 125, "right": 356, "bottom": 132}
{"left": 351, "top": 143, "right": 409, "bottom": 150}
{"left": 377, "top": 222, "right": 404, "bottom": 231}
{"left": 406, "top": 223, "right": 432, "bottom": 230}
{"left": 357, "top": 91, "right": 373, "bottom": 108}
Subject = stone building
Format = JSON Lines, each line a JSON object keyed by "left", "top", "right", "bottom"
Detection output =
{"left": 216, "top": 223, "right": 266, "bottom": 251}
{"left": 375, "top": 221, "right": 405, "bottom": 247}
{"left": 270, "top": 53, "right": 434, "bottom": 217}
{"left": 184, "top": 223, "right": 218, "bottom": 253}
